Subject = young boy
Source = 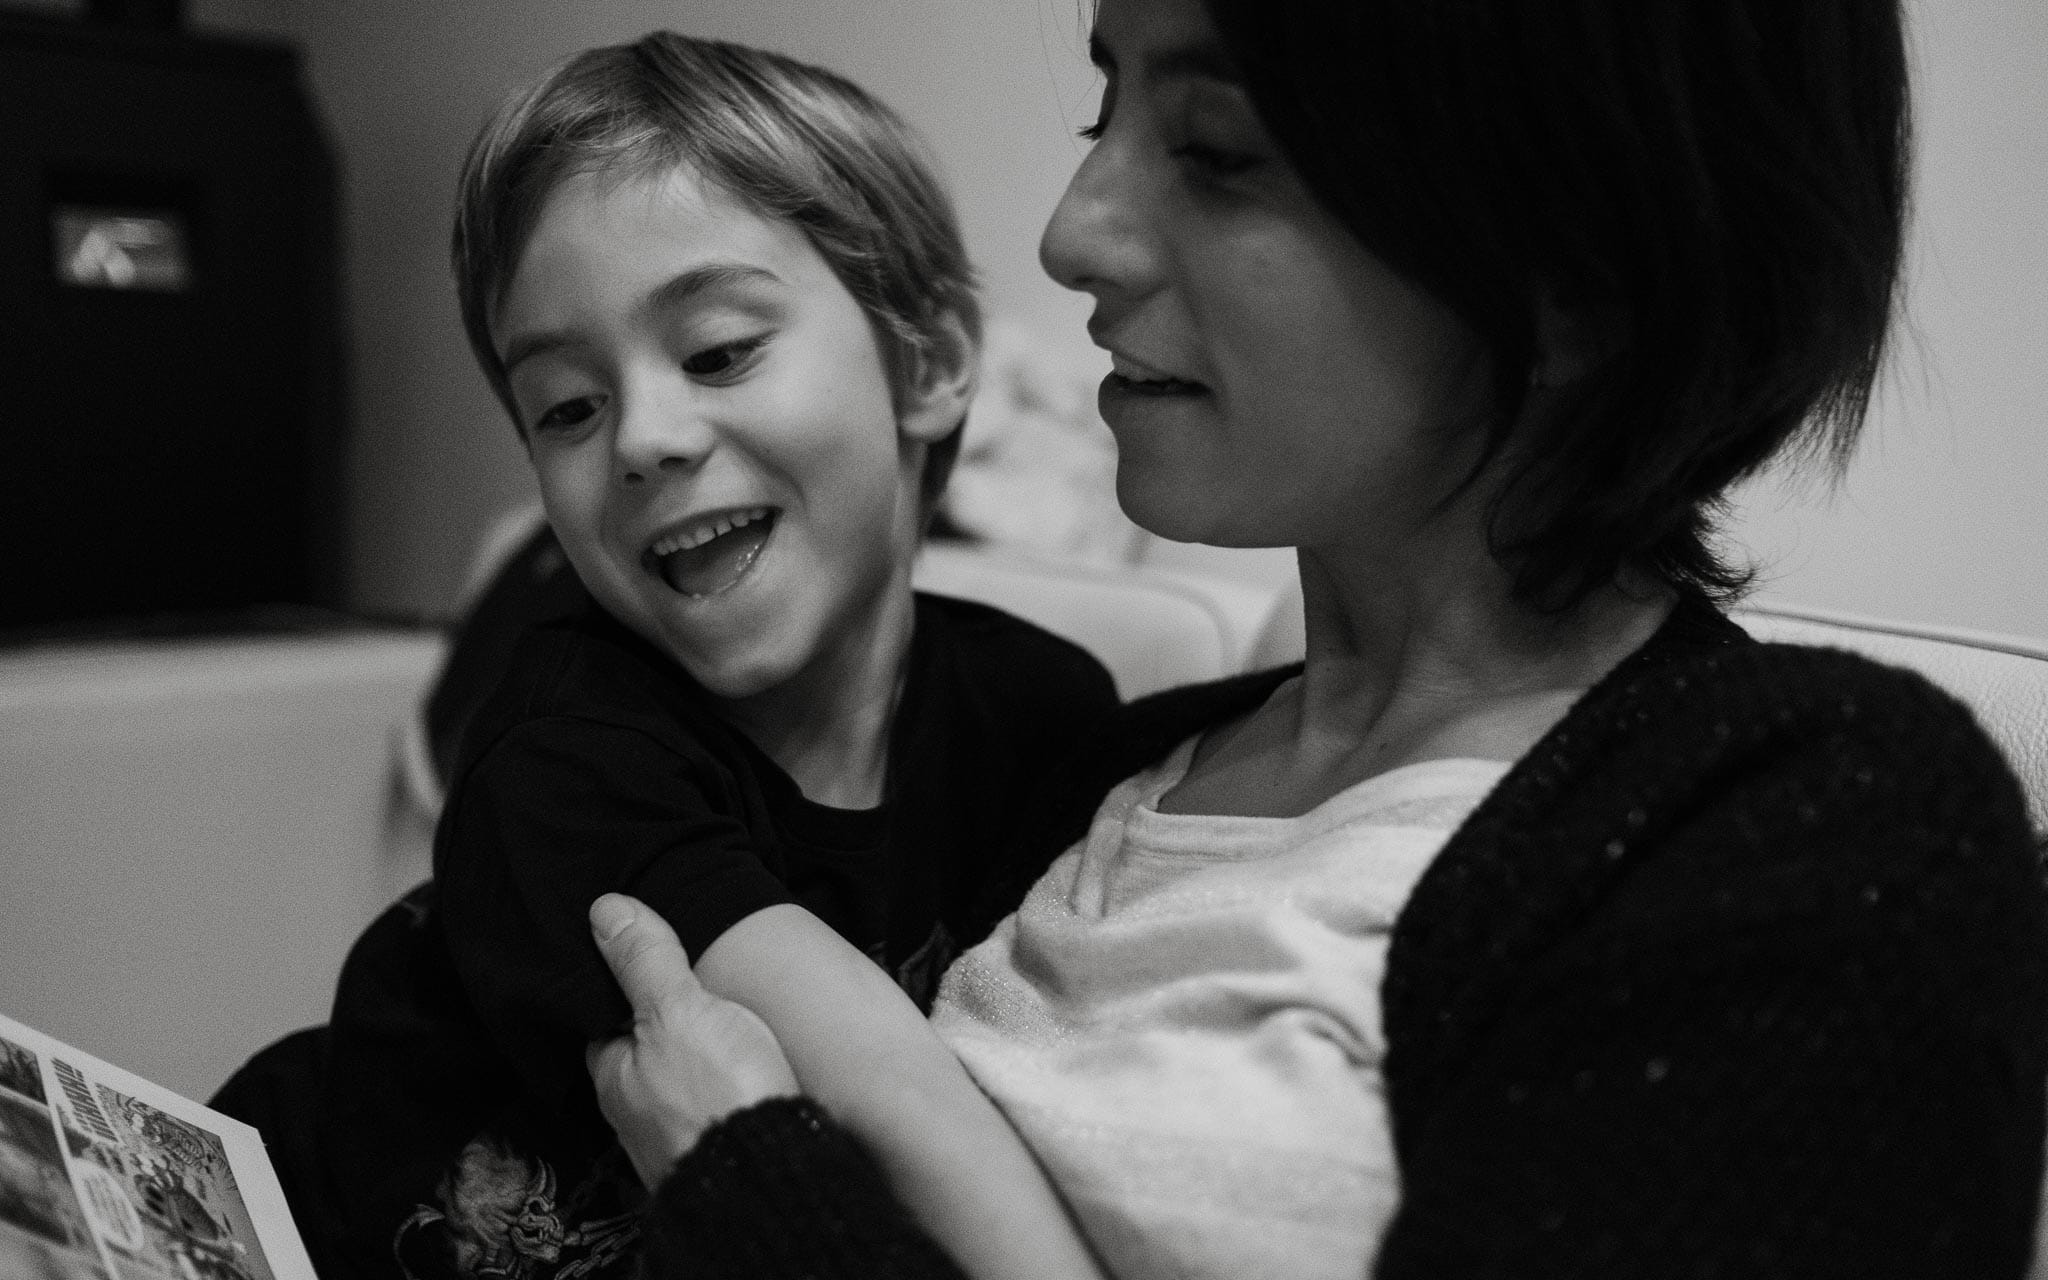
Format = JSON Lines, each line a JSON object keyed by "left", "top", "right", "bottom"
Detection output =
{"left": 216, "top": 32, "right": 1116, "bottom": 1280}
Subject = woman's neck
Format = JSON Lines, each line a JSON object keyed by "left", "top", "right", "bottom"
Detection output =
{"left": 1164, "top": 523, "right": 1672, "bottom": 819}
{"left": 1301, "top": 526, "right": 1664, "bottom": 716}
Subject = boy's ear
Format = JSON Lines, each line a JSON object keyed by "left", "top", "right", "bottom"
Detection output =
{"left": 896, "top": 309, "right": 979, "bottom": 446}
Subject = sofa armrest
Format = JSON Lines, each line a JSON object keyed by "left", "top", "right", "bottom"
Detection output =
{"left": 0, "top": 629, "right": 445, "bottom": 1098}
{"left": 913, "top": 541, "right": 1290, "bottom": 698}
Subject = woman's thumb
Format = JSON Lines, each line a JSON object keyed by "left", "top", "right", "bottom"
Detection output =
{"left": 590, "top": 893, "right": 699, "bottom": 1013}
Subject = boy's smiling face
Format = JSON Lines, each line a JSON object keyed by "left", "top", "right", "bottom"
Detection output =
{"left": 493, "top": 166, "right": 960, "bottom": 703}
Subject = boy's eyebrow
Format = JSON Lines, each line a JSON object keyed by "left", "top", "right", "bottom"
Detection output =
{"left": 500, "top": 262, "right": 781, "bottom": 375}
{"left": 499, "top": 329, "right": 576, "bottom": 379}
{"left": 643, "top": 261, "right": 781, "bottom": 318}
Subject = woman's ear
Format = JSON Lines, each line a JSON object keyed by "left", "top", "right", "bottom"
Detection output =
{"left": 897, "top": 308, "right": 980, "bottom": 446}
{"left": 1529, "top": 295, "right": 1621, "bottom": 391}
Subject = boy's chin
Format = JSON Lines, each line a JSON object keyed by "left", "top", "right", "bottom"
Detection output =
{"left": 644, "top": 621, "right": 804, "bottom": 702}
{"left": 681, "top": 654, "right": 798, "bottom": 703}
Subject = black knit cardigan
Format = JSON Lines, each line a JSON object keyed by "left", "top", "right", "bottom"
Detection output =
{"left": 641, "top": 597, "right": 2048, "bottom": 1279}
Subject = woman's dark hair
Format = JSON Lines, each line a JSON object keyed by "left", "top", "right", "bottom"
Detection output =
{"left": 1202, "top": 0, "right": 1910, "bottom": 609}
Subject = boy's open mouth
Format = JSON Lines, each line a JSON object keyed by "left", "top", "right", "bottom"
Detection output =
{"left": 643, "top": 506, "right": 779, "bottom": 598}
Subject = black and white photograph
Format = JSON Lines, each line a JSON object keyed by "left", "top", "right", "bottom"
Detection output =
{"left": 1, "top": 0, "right": 2045, "bottom": 1277}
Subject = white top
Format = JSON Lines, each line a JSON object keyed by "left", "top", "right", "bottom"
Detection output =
{"left": 932, "top": 739, "right": 1510, "bottom": 1280}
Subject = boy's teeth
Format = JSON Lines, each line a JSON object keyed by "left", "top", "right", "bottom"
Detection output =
{"left": 650, "top": 508, "right": 777, "bottom": 598}
{"left": 651, "top": 507, "right": 770, "bottom": 557}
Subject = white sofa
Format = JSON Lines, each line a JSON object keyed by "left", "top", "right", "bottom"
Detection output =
{"left": 0, "top": 627, "right": 446, "bottom": 1100}
{"left": 3, "top": 542, "right": 2045, "bottom": 1118}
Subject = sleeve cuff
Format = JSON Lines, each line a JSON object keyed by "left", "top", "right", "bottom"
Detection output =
{"left": 643, "top": 1097, "right": 965, "bottom": 1280}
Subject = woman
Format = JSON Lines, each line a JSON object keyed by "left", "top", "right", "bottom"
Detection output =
{"left": 585, "top": 0, "right": 2048, "bottom": 1275}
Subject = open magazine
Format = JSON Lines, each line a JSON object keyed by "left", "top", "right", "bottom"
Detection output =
{"left": 0, "top": 1011, "right": 313, "bottom": 1280}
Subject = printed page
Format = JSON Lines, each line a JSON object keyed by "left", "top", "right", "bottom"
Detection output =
{"left": 0, "top": 1011, "right": 313, "bottom": 1280}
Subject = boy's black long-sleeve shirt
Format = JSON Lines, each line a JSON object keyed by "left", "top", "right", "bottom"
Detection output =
{"left": 217, "top": 591, "right": 1117, "bottom": 1280}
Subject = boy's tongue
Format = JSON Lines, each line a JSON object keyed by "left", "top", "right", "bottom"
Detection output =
{"left": 658, "top": 518, "right": 774, "bottom": 597}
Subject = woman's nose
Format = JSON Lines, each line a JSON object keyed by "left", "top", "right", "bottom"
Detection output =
{"left": 612, "top": 388, "right": 713, "bottom": 486}
{"left": 1040, "top": 141, "right": 1152, "bottom": 302}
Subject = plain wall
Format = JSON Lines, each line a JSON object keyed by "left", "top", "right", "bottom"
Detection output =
{"left": 171, "top": 0, "right": 2048, "bottom": 636}
{"left": 1727, "top": 0, "right": 2048, "bottom": 637}
{"left": 182, "top": 0, "right": 1102, "bottom": 622}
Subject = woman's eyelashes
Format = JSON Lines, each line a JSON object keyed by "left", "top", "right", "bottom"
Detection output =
{"left": 1077, "top": 72, "right": 1117, "bottom": 143}
{"left": 1077, "top": 118, "right": 1261, "bottom": 181}
{"left": 1074, "top": 88, "right": 1262, "bottom": 182}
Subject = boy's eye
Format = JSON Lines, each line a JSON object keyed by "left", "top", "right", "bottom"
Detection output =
{"left": 681, "top": 336, "right": 767, "bottom": 380}
{"left": 533, "top": 395, "right": 604, "bottom": 435}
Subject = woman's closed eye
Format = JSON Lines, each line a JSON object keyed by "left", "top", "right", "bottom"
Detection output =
{"left": 1076, "top": 84, "right": 1264, "bottom": 182}
{"left": 1171, "top": 81, "right": 1269, "bottom": 184}
{"left": 1171, "top": 140, "right": 1261, "bottom": 180}
{"left": 1078, "top": 117, "right": 1262, "bottom": 182}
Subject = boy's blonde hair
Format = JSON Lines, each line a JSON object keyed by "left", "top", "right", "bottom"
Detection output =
{"left": 453, "top": 31, "right": 981, "bottom": 499}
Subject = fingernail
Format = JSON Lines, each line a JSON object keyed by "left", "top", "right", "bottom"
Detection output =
{"left": 590, "top": 894, "right": 635, "bottom": 941}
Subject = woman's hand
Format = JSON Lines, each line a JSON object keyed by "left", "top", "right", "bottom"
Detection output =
{"left": 584, "top": 893, "right": 800, "bottom": 1189}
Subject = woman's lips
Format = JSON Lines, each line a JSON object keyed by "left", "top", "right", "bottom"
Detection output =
{"left": 1100, "top": 369, "right": 1210, "bottom": 428}
{"left": 1104, "top": 370, "right": 1207, "bottom": 396}
{"left": 1108, "top": 351, "right": 1205, "bottom": 389}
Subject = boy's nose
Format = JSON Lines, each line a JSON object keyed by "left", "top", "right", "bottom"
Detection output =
{"left": 613, "top": 394, "right": 713, "bottom": 486}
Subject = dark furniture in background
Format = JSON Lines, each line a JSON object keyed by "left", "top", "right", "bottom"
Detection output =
{"left": 0, "top": 6, "right": 341, "bottom": 633}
